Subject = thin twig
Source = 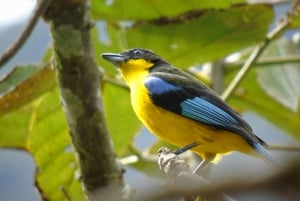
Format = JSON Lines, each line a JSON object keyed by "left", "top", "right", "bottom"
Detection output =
{"left": 211, "top": 60, "right": 225, "bottom": 94}
{"left": 221, "top": 0, "right": 300, "bottom": 101}
{"left": 103, "top": 75, "right": 129, "bottom": 90}
{"left": 225, "top": 54, "right": 300, "bottom": 69}
{"left": 267, "top": 144, "right": 300, "bottom": 152}
{"left": 0, "top": 0, "right": 52, "bottom": 67}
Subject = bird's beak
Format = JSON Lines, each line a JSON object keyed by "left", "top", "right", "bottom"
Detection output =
{"left": 102, "top": 53, "right": 127, "bottom": 67}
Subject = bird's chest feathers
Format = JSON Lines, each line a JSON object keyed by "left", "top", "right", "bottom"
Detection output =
{"left": 131, "top": 85, "right": 170, "bottom": 138}
{"left": 126, "top": 73, "right": 165, "bottom": 134}
{"left": 129, "top": 78, "right": 186, "bottom": 143}
{"left": 130, "top": 78, "right": 155, "bottom": 122}
{"left": 118, "top": 60, "right": 155, "bottom": 121}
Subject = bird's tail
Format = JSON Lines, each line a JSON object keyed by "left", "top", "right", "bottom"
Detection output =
{"left": 253, "top": 143, "right": 278, "bottom": 167}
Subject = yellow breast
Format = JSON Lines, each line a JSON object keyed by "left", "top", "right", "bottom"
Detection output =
{"left": 130, "top": 83, "right": 255, "bottom": 160}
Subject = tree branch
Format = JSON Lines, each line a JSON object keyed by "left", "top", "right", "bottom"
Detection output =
{"left": 0, "top": 0, "right": 52, "bottom": 68}
{"left": 211, "top": 60, "right": 225, "bottom": 94}
{"left": 157, "top": 147, "right": 233, "bottom": 201}
{"left": 157, "top": 147, "right": 207, "bottom": 201}
{"left": 225, "top": 54, "right": 300, "bottom": 69}
{"left": 43, "top": 0, "right": 132, "bottom": 200}
{"left": 267, "top": 144, "right": 300, "bottom": 152}
{"left": 221, "top": 0, "right": 300, "bottom": 101}
{"left": 151, "top": 149, "right": 300, "bottom": 201}
{"left": 103, "top": 75, "right": 129, "bottom": 90}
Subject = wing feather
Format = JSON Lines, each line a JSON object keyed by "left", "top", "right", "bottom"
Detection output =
{"left": 144, "top": 69, "right": 262, "bottom": 145}
{"left": 180, "top": 97, "right": 240, "bottom": 129}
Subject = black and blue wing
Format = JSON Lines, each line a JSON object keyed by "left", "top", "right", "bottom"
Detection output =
{"left": 144, "top": 67, "right": 264, "bottom": 147}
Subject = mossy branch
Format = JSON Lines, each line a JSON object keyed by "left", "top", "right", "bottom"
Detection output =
{"left": 43, "top": 0, "right": 132, "bottom": 200}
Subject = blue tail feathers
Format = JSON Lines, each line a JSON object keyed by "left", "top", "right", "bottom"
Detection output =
{"left": 253, "top": 143, "right": 277, "bottom": 167}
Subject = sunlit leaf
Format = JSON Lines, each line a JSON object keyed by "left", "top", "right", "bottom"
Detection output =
{"left": 0, "top": 64, "right": 55, "bottom": 148}
{"left": 0, "top": 106, "right": 32, "bottom": 148}
{"left": 27, "top": 89, "right": 84, "bottom": 201}
{"left": 99, "top": 5, "right": 273, "bottom": 70}
{"left": 290, "top": 12, "right": 300, "bottom": 28}
{"left": 257, "top": 38, "right": 300, "bottom": 113}
{"left": 92, "top": 0, "right": 245, "bottom": 20}
{"left": 228, "top": 69, "right": 300, "bottom": 141}
{"left": 127, "top": 5, "right": 273, "bottom": 66}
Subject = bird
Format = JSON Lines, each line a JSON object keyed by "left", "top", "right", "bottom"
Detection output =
{"left": 102, "top": 48, "right": 275, "bottom": 171}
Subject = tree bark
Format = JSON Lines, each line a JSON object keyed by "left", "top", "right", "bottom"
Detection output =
{"left": 43, "top": 0, "right": 132, "bottom": 200}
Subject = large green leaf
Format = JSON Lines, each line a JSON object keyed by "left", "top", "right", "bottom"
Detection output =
{"left": 257, "top": 38, "right": 300, "bottom": 113}
{"left": 98, "top": 4, "right": 273, "bottom": 70}
{"left": 27, "top": 89, "right": 84, "bottom": 201}
{"left": 0, "top": 84, "right": 84, "bottom": 200}
{"left": 103, "top": 83, "right": 142, "bottom": 155}
{"left": 92, "top": 0, "right": 245, "bottom": 20}
{"left": 228, "top": 69, "right": 300, "bottom": 141}
{"left": 0, "top": 105, "right": 32, "bottom": 148}
{"left": 0, "top": 64, "right": 56, "bottom": 148}
{"left": 126, "top": 5, "right": 273, "bottom": 66}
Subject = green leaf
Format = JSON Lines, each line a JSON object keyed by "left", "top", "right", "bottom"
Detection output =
{"left": 290, "top": 13, "right": 300, "bottom": 28}
{"left": 0, "top": 64, "right": 56, "bottom": 148}
{"left": 0, "top": 64, "right": 55, "bottom": 148}
{"left": 99, "top": 4, "right": 273, "bottom": 70}
{"left": 127, "top": 5, "right": 273, "bottom": 65}
{"left": 0, "top": 64, "right": 56, "bottom": 115}
{"left": 257, "top": 38, "right": 300, "bottom": 113}
{"left": 0, "top": 84, "right": 83, "bottom": 200}
{"left": 27, "top": 89, "right": 84, "bottom": 201}
{"left": 92, "top": 0, "right": 245, "bottom": 20}
{"left": 103, "top": 83, "right": 142, "bottom": 155}
{"left": 0, "top": 105, "right": 32, "bottom": 148}
{"left": 228, "top": 69, "right": 300, "bottom": 141}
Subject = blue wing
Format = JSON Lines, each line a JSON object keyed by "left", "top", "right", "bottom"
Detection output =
{"left": 144, "top": 76, "right": 180, "bottom": 95}
{"left": 144, "top": 74, "right": 243, "bottom": 133}
{"left": 180, "top": 97, "right": 240, "bottom": 130}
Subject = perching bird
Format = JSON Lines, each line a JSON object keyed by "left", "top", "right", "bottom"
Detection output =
{"left": 102, "top": 48, "right": 275, "bottom": 170}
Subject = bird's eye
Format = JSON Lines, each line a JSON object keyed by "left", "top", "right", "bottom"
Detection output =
{"left": 133, "top": 49, "right": 142, "bottom": 57}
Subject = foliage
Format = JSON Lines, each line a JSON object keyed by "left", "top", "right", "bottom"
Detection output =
{"left": 0, "top": 0, "right": 299, "bottom": 200}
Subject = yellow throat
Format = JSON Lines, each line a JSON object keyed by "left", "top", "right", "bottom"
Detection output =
{"left": 118, "top": 59, "right": 154, "bottom": 87}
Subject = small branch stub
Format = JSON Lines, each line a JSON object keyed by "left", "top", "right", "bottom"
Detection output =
{"left": 157, "top": 147, "right": 207, "bottom": 201}
{"left": 158, "top": 147, "right": 193, "bottom": 179}
{"left": 157, "top": 147, "right": 235, "bottom": 201}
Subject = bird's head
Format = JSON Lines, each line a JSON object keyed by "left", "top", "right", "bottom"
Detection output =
{"left": 102, "top": 48, "right": 167, "bottom": 84}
